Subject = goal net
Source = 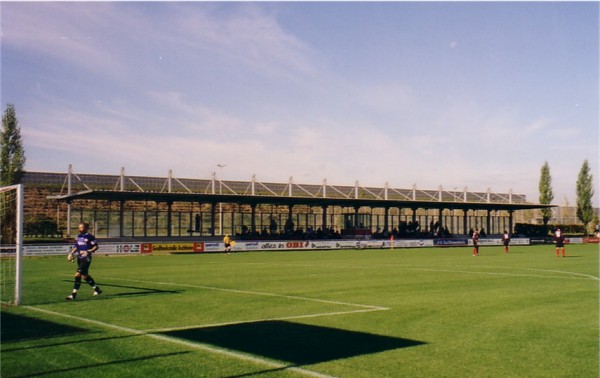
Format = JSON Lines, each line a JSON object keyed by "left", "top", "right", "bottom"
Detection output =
{"left": 1, "top": 184, "right": 23, "bottom": 306}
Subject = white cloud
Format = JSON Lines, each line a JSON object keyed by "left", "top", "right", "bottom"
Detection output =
{"left": 6, "top": 2, "right": 598, "bottom": 207}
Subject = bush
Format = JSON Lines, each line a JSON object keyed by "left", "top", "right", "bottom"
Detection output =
{"left": 514, "top": 223, "right": 586, "bottom": 237}
{"left": 24, "top": 217, "right": 62, "bottom": 238}
{"left": 514, "top": 223, "right": 549, "bottom": 237}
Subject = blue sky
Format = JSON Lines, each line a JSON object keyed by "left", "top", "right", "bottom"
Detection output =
{"left": 1, "top": 2, "right": 598, "bottom": 206}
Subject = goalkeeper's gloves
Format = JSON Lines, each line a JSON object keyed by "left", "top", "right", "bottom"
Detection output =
{"left": 67, "top": 252, "right": 74, "bottom": 262}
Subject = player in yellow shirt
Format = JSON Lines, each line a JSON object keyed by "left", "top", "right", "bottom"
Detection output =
{"left": 224, "top": 234, "right": 233, "bottom": 254}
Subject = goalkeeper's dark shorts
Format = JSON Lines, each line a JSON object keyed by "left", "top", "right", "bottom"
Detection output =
{"left": 76, "top": 257, "right": 92, "bottom": 275}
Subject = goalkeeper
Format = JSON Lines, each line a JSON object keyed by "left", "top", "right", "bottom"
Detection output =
{"left": 66, "top": 222, "right": 102, "bottom": 300}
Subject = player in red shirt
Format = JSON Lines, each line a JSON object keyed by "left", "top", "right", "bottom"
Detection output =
{"left": 553, "top": 228, "right": 566, "bottom": 257}
{"left": 472, "top": 229, "right": 480, "bottom": 256}
{"left": 501, "top": 230, "right": 510, "bottom": 254}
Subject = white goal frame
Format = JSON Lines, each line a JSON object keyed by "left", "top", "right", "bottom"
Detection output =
{"left": 1, "top": 184, "right": 23, "bottom": 305}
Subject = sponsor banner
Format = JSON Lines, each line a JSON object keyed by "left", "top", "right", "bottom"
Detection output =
{"left": 258, "top": 242, "right": 285, "bottom": 250}
{"left": 357, "top": 240, "right": 386, "bottom": 249}
{"left": 584, "top": 236, "right": 600, "bottom": 244}
{"left": 335, "top": 240, "right": 360, "bottom": 249}
{"left": 469, "top": 238, "right": 530, "bottom": 246}
{"left": 285, "top": 241, "right": 311, "bottom": 249}
{"left": 23, "top": 243, "right": 144, "bottom": 256}
{"left": 149, "top": 242, "right": 196, "bottom": 253}
{"left": 310, "top": 241, "right": 338, "bottom": 249}
{"left": 99, "top": 243, "right": 141, "bottom": 254}
{"left": 392, "top": 239, "right": 435, "bottom": 248}
{"left": 141, "top": 243, "right": 153, "bottom": 253}
{"left": 528, "top": 237, "right": 581, "bottom": 245}
{"left": 529, "top": 238, "right": 553, "bottom": 245}
{"left": 532, "top": 238, "right": 576, "bottom": 245}
{"left": 240, "top": 241, "right": 260, "bottom": 251}
{"left": 19, "top": 237, "right": 541, "bottom": 256}
{"left": 434, "top": 239, "right": 468, "bottom": 246}
{"left": 509, "top": 238, "right": 530, "bottom": 245}
{"left": 256, "top": 241, "right": 311, "bottom": 251}
{"left": 0, "top": 246, "right": 16, "bottom": 255}
{"left": 24, "top": 244, "right": 71, "bottom": 256}
{"left": 203, "top": 242, "right": 221, "bottom": 252}
{"left": 474, "top": 239, "right": 503, "bottom": 246}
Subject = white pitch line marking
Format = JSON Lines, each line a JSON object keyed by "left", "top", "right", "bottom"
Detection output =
{"left": 489, "top": 266, "right": 599, "bottom": 281}
{"left": 24, "top": 306, "right": 337, "bottom": 378}
{"left": 195, "top": 261, "right": 600, "bottom": 281}
{"left": 101, "top": 276, "right": 389, "bottom": 311}
{"left": 406, "top": 267, "right": 599, "bottom": 281}
{"left": 144, "top": 307, "right": 384, "bottom": 334}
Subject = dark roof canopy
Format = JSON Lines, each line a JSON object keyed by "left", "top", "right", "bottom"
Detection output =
{"left": 48, "top": 189, "right": 554, "bottom": 213}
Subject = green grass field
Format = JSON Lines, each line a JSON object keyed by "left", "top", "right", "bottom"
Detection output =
{"left": 2, "top": 244, "right": 599, "bottom": 378}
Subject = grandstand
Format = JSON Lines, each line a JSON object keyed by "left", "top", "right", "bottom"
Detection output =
{"left": 21, "top": 166, "right": 552, "bottom": 240}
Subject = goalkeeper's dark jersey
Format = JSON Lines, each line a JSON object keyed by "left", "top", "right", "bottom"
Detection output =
{"left": 74, "top": 232, "right": 98, "bottom": 260}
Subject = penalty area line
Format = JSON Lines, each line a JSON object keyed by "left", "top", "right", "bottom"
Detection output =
{"left": 144, "top": 307, "right": 386, "bottom": 333}
{"left": 406, "top": 267, "right": 599, "bottom": 280}
{"left": 101, "top": 276, "right": 389, "bottom": 311}
{"left": 23, "top": 305, "right": 337, "bottom": 378}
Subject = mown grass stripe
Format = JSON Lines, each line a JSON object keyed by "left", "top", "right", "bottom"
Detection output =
{"left": 23, "top": 305, "right": 337, "bottom": 378}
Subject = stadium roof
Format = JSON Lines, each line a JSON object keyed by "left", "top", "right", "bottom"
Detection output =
{"left": 48, "top": 189, "right": 553, "bottom": 213}
{"left": 27, "top": 170, "right": 553, "bottom": 212}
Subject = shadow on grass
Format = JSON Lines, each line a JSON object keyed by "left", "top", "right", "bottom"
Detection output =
{"left": 2, "top": 333, "right": 142, "bottom": 352}
{"left": 161, "top": 320, "right": 426, "bottom": 366}
{"left": 11, "top": 351, "right": 192, "bottom": 378}
{"left": 1, "top": 311, "right": 89, "bottom": 343}
{"left": 60, "top": 280, "right": 184, "bottom": 300}
{"left": 222, "top": 366, "right": 291, "bottom": 378}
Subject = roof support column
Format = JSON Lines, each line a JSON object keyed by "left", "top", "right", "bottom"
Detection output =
{"left": 107, "top": 202, "right": 112, "bottom": 238}
{"left": 463, "top": 209, "right": 469, "bottom": 236}
{"left": 119, "top": 200, "right": 125, "bottom": 237}
{"left": 251, "top": 204, "right": 257, "bottom": 234}
{"left": 143, "top": 203, "right": 148, "bottom": 237}
{"left": 486, "top": 210, "right": 491, "bottom": 236}
{"left": 384, "top": 207, "right": 390, "bottom": 233}
{"left": 67, "top": 164, "right": 72, "bottom": 237}
{"left": 321, "top": 205, "right": 328, "bottom": 230}
{"left": 210, "top": 203, "right": 216, "bottom": 237}
{"left": 167, "top": 201, "right": 173, "bottom": 237}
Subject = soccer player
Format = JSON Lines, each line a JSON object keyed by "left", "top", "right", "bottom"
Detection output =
{"left": 472, "top": 229, "right": 480, "bottom": 256}
{"left": 66, "top": 222, "right": 102, "bottom": 300}
{"left": 553, "top": 228, "right": 566, "bottom": 257}
{"left": 501, "top": 230, "right": 510, "bottom": 254}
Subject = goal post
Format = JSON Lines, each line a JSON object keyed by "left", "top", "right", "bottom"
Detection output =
{"left": 1, "top": 184, "right": 23, "bottom": 306}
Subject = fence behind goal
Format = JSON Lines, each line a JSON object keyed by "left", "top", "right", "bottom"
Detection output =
{"left": 1, "top": 184, "right": 23, "bottom": 306}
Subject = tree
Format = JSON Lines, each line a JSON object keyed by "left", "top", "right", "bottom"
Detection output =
{"left": 1, "top": 104, "right": 26, "bottom": 186}
{"left": 1, "top": 104, "right": 26, "bottom": 243}
{"left": 576, "top": 160, "right": 594, "bottom": 234}
{"left": 538, "top": 161, "right": 553, "bottom": 226}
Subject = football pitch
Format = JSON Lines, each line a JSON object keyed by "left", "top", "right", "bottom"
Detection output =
{"left": 2, "top": 244, "right": 599, "bottom": 378}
